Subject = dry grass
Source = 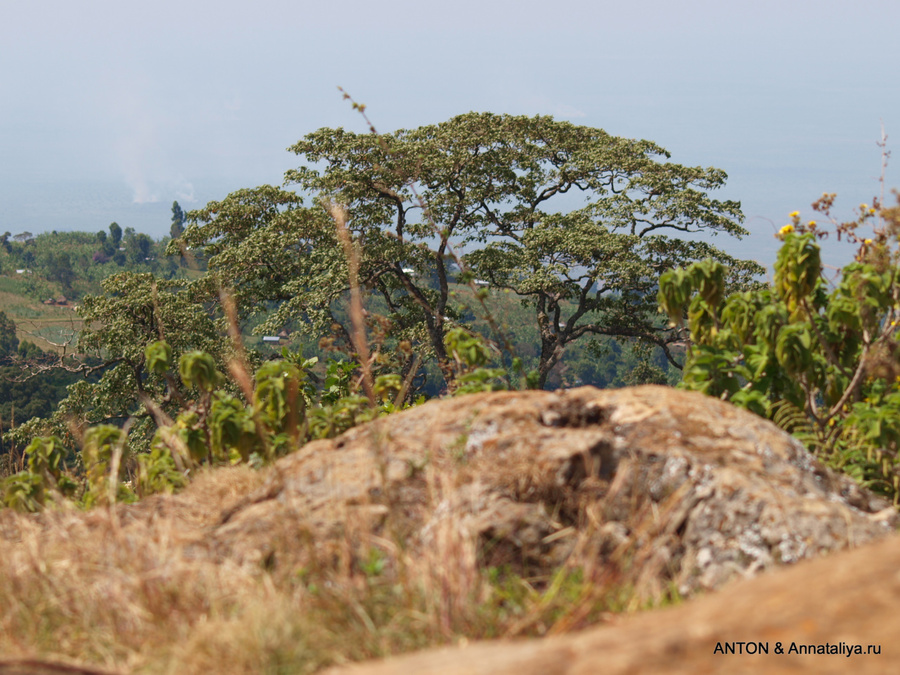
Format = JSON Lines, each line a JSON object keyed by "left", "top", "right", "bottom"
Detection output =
{"left": 0, "top": 466, "right": 267, "bottom": 672}
{"left": 0, "top": 448, "right": 670, "bottom": 675}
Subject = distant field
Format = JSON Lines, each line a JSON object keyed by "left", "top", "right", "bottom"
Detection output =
{"left": 0, "top": 289, "right": 83, "bottom": 354}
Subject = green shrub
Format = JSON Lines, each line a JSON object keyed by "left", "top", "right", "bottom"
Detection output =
{"left": 659, "top": 196, "right": 900, "bottom": 501}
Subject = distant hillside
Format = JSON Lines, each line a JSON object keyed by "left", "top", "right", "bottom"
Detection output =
{"left": 0, "top": 224, "right": 194, "bottom": 351}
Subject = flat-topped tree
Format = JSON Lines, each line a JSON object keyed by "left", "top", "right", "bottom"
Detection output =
{"left": 287, "top": 112, "right": 763, "bottom": 388}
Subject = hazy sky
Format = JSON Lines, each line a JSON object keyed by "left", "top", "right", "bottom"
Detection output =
{"left": 2, "top": 0, "right": 898, "bottom": 270}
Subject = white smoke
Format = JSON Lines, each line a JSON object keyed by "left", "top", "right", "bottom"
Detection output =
{"left": 108, "top": 75, "right": 170, "bottom": 204}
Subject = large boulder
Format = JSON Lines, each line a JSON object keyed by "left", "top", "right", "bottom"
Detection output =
{"left": 203, "top": 385, "right": 895, "bottom": 597}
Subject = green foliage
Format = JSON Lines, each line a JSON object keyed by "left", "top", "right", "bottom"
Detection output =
{"left": 24, "top": 436, "right": 68, "bottom": 486}
{"left": 3, "top": 357, "right": 257, "bottom": 506}
{"left": 6, "top": 272, "right": 222, "bottom": 451}
{"left": 444, "top": 327, "right": 512, "bottom": 394}
{"left": 109, "top": 222, "right": 122, "bottom": 247}
{"left": 80, "top": 425, "right": 134, "bottom": 507}
{"left": 306, "top": 392, "right": 374, "bottom": 441}
{"left": 253, "top": 360, "right": 303, "bottom": 445}
{"left": 136, "top": 443, "right": 188, "bottom": 497}
{"left": 171, "top": 201, "right": 186, "bottom": 239}
{"left": 179, "top": 350, "right": 223, "bottom": 392}
{"left": 172, "top": 185, "right": 340, "bottom": 340}
{"left": 659, "top": 198, "right": 900, "bottom": 501}
{"left": 1, "top": 334, "right": 431, "bottom": 509}
{"left": 0, "top": 359, "right": 80, "bottom": 458}
{"left": 303, "top": 358, "right": 413, "bottom": 441}
{"left": 2, "top": 471, "right": 44, "bottom": 512}
{"left": 2, "top": 435, "right": 77, "bottom": 511}
{"left": 145, "top": 340, "right": 172, "bottom": 375}
{"left": 208, "top": 393, "right": 259, "bottom": 462}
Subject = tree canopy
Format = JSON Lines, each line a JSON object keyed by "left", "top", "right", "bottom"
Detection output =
{"left": 164, "top": 113, "right": 765, "bottom": 390}
{"left": 282, "top": 112, "right": 762, "bottom": 386}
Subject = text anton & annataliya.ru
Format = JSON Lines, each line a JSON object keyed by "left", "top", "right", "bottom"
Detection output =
{"left": 714, "top": 641, "right": 881, "bottom": 657}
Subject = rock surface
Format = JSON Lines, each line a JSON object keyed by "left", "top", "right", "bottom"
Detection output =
{"left": 327, "top": 531, "right": 900, "bottom": 675}
{"left": 203, "top": 385, "right": 895, "bottom": 597}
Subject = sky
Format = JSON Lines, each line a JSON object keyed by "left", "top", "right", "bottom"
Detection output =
{"left": 1, "top": 0, "right": 898, "bottom": 272}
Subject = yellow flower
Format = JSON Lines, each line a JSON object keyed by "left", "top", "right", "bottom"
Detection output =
{"left": 789, "top": 211, "right": 800, "bottom": 219}
{"left": 865, "top": 238, "right": 873, "bottom": 245}
{"left": 778, "top": 224, "right": 794, "bottom": 236}
{"left": 860, "top": 203, "right": 869, "bottom": 212}
{"left": 807, "top": 220, "right": 816, "bottom": 227}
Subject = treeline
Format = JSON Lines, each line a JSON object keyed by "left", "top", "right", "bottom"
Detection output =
{"left": 0, "top": 203, "right": 194, "bottom": 301}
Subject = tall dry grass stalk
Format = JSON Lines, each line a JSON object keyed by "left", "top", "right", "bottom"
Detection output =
{"left": 219, "top": 287, "right": 255, "bottom": 405}
{"left": 325, "top": 200, "right": 376, "bottom": 406}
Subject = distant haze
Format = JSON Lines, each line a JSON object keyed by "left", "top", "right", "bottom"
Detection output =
{"left": 2, "top": 0, "right": 898, "bottom": 272}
